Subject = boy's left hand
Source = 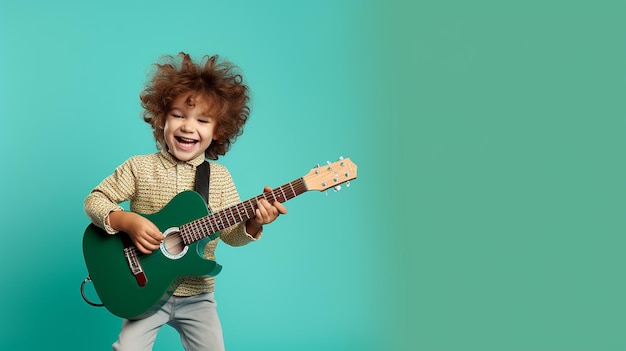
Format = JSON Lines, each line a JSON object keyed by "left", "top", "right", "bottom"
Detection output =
{"left": 247, "top": 186, "right": 287, "bottom": 235}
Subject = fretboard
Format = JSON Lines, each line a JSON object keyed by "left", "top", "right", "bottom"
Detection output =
{"left": 179, "top": 178, "right": 308, "bottom": 245}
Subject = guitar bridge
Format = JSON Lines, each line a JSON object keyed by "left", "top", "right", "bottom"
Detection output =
{"left": 124, "top": 246, "right": 147, "bottom": 287}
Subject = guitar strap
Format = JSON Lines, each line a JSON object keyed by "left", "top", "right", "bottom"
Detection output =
{"left": 195, "top": 161, "right": 210, "bottom": 205}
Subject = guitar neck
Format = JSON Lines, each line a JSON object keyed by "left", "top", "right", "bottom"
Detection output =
{"left": 179, "top": 178, "right": 308, "bottom": 245}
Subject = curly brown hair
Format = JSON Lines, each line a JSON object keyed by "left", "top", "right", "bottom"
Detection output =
{"left": 140, "top": 52, "right": 250, "bottom": 160}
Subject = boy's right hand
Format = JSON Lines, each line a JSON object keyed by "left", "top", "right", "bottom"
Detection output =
{"left": 108, "top": 211, "right": 164, "bottom": 254}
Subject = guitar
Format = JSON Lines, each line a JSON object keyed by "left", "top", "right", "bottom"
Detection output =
{"left": 81, "top": 157, "right": 357, "bottom": 320}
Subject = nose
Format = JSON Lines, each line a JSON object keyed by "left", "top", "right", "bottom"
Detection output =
{"left": 180, "top": 120, "right": 193, "bottom": 132}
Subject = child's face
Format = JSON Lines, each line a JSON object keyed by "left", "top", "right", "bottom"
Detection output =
{"left": 163, "top": 93, "right": 216, "bottom": 162}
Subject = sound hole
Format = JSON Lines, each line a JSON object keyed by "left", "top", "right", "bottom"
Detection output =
{"left": 163, "top": 232, "right": 185, "bottom": 255}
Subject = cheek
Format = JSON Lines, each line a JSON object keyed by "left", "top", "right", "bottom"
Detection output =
{"left": 161, "top": 122, "right": 175, "bottom": 145}
{"left": 210, "top": 126, "right": 220, "bottom": 140}
{"left": 162, "top": 117, "right": 177, "bottom": 135}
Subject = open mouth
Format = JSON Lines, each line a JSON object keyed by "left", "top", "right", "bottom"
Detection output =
{"left": 174, "top": 136, "right": 199, "bottom": 151}
{"left": 175, "top": 136, "right": 198, "bottom": 145}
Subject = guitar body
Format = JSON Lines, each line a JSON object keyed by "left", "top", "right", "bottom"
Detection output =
{"left": 82, "top": 191, "right": 222, "bottom": 320}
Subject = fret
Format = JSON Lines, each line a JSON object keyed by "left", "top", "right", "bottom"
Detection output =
{"left": 206, "top": 216, "right": 216, "bottom": 235}
{"left": 179, "top": 228, "right": 187, "bottom": 245}
{"left": 235, "top": 204, "right": 245, "bottom": 222}
{"left": 288, "top": 181, "right": 296, "bottom": 198}
{"left": 196, "top": 222, "right": 203, "bottom": 240}
{"left": 221, "top": 211, "right": 229, "bottom": 228}
{"left": 187, "top": 222, "right": 195, "bottom": 242}
{"left": 224, "top": 212, "right": 232, "bottom": 228}
{"left": 193, "top": 222, "right": 201, "bottom": 241}
{"left": 200, "top": 219, "right": 210, "bottom": 237}
{"left": 217, "top": 214, "right": 225, "bottom": 229}
{"left": 191, "top": 222, "right": 199, "bottom": 242}
{"left": 181, "top": 224, "right": 192, "bottom": 245}
{"left": 212, "top": 215, "right": 222, "bottom": 231}
{"left": 244, "top": 199, "right": 255, "bottom": 217}
{"left": 228, "top": 206, "right": 237, "bottom": 225}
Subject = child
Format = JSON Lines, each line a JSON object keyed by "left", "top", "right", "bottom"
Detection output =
{"left": 84, "top": 52, "right": 287, "bottom": 351}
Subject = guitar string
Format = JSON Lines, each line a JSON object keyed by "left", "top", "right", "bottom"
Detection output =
{"left": 184, "top": 179, "right": 307, "bottom": 244}
{"left": 130, "top": 179, "right": 310, "bottom": 255}
{"left": 150, "top": 178, "right": 308, "bottom": 252}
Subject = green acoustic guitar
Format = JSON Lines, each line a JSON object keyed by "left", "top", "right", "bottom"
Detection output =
{"left": 81, "top": 158, "right": 357, "bottom": 320}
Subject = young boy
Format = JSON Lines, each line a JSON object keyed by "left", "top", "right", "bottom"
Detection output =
{"left": 84, "top": 52, "right": 287, "bottom": 351}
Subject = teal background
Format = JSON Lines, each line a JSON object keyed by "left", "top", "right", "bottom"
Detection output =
{"left": 1, "top": 0, "right": 626, "bottom": 350}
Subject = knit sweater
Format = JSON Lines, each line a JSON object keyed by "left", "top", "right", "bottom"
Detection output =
{"left": 84, "top": 149, "right": 258, "bottom": 296}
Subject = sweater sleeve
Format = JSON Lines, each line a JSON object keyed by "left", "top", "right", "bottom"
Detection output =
{"left": 84, "top": 158, "right": 137, "bottom": 234}
{"left": 209, "top": 163, "right": 260, "bottom": 247}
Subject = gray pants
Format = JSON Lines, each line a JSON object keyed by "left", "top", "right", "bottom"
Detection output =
{"left": 112, "top": 292, "right": 225, "bottom": 351}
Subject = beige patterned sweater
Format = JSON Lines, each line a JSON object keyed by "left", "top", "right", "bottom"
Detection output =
{"left": 84, "top": 149, "right": 259, "bottom": 296}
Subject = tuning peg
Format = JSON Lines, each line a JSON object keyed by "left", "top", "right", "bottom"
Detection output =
{"left": 346, "top": 181, "right": 350, "bottom": 188}
{"left": 339, "top": 156, "right": 344, "bottom": 160}
{"left": 334, "top": 185, "right": 341, "bottom": 192}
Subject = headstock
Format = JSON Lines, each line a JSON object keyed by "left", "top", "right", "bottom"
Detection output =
{"left": 302, "top": 157, "right": 357, "bottom": 192}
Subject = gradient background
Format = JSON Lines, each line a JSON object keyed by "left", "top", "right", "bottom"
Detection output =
{"left": 1, "top": 0, "right": 626, "bottom": 350}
